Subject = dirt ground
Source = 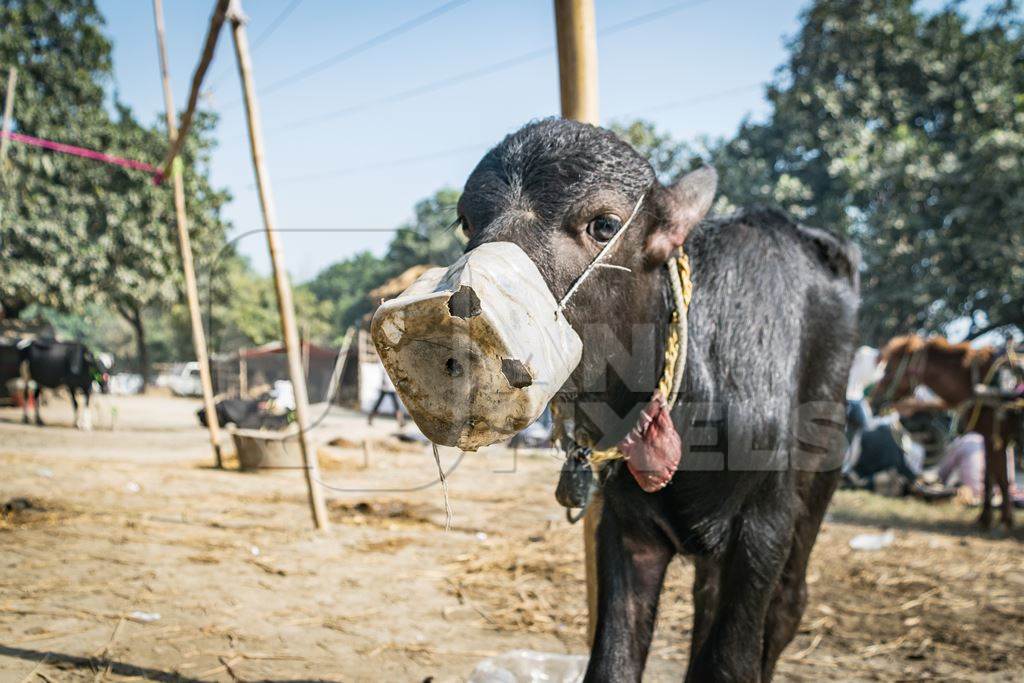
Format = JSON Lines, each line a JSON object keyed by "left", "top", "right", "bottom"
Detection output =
{"left": 1, "top": 394, "right": 1022, "bottom": 682}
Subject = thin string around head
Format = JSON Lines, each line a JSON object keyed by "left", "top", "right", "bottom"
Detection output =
{"left": 431, "top": 442, "right": 453, "bottom": 531}
{"left": 557, "top": 192, "right": 647, "bottom": 312}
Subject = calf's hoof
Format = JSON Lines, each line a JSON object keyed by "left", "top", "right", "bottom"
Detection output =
{"left": 34, "top": 418, "right": 44, "bottom": 427}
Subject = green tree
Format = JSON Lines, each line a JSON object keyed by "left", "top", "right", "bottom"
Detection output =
{"left": 186, "top": 248, "right": 331, "bottom": 355}
{"left": 611, "top": 120, "right": 697, "bottom": 183}
{"left": 0, "top": 0, "right": 114, "bottom": 310}
{"left": 384, "top": 187, "right": 464, "bottom": 269}
{"left": 305, "top": 251, "right": 390, "bottom": 333}
{"left": 616, "top": 2, "right": 1024, "bottom": 345}
{"left": 303, "top": 187, "right": 465, "bottom": 334}
{"left": 705, "top": 0, "right": 1024, "bottom": 343}
{"left": 0, "top": 0, "right": 232, "bottom": 385}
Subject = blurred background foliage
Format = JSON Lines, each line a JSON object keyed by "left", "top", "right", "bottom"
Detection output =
{"left": 1, "top": 0, "right": 1021, "bottom": 385}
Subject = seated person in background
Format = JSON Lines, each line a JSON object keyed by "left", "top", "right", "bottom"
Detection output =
{"left": 921, "top": 433, "right": 1023, "bottom": 507}
{"left": 844, "top": 388, "right": 942, "bottom": 495}
{"left": 931, "top": 432, "right": 985, "bottom": 505}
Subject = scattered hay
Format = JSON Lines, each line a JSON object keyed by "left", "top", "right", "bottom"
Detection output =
{"left": 0, "top": 497, "right": 75, "bottom": 530}
{"left": 328, "top": 500, "right": 438, "bottom": 529}
{"left": 444, "top": 497, "right": 1024, "bottom": 678}
{"left": 327, "top": 499, "right": 478, "bottom": 534}
{"left": 316, "top": 448, "right": 365, "bottom": 472}
{"left": 327, "top": 436, "right": 424, "bottom": 455}
{"left": 446, "top": 525, "right": 695, "bottom": 650}
{"left": 353, "top": 536, "right": 415, "bottom": 554}
{"left": 327, "top": 436, "right": 360, "bottom": 449}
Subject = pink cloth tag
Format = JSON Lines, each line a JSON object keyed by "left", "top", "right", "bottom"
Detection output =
{"left": 621, "top": 392, "right": 681, "bottom": 492}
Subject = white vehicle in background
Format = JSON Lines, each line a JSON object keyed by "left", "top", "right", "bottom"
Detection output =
{"left": 168, "top": 362, "right": 203, "bottom": 397}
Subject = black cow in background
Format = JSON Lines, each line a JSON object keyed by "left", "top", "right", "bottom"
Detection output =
{"left": 0, "top": 341, "right": 22, "bottom": 401}
{"left": 197, "top": 397, "right": 291, "bottom": 431}
{"left": 21, "top": 339, "right": 109, "bottom": 429}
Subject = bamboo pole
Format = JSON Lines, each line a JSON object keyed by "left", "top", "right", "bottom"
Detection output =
{"left": 554, "top": 0, "right": 599, "bottom": 123}
{"left": 227, "top": 0, "right": 329, "bottom": 531}
{"left": 160, "top": 0, "right": 231, "bottom": 179}
{"left": 553, "top": 0, "right": 600, "bottom": 646}
{"left": 0, "top": 66, "right": 17, "bottom": 170}
{"left": 152, "top": 0, "right": 224, "bottom": 469}
{"left": 238, "top": 356, "right": 247, "bottom": 397}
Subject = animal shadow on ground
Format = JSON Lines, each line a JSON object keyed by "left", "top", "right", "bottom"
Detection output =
{"left": 828, "top": 507, "right": 1024, "bottom": 542}
{"left": 0, "top": 644, "right": 338, "bottom": 683}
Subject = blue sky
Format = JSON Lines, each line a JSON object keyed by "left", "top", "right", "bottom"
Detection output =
{"left": 96, "top": 0, "right": 986, "bottom": 280}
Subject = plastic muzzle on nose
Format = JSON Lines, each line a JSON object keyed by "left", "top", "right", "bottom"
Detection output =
{"left": 371, "top": 242, "right": 582, "bottom": 451}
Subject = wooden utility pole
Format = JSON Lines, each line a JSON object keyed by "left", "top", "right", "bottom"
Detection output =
{"left": 553, "top": 0, "right": 600, "bottom": 645}
{"left": 227, "top": 0, "right": 330, "bottom": 530}
{"left": 554, "top": 0, "right": 599, "bottom": 123}
{"left": 0, "top": 67, "right": 18, "bottom": 169}
{"left": 152, "top": 0, "right": 224, "bottom": 469}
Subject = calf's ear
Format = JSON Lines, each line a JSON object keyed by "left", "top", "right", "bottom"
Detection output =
{"left": 645, "top": 166, "right": 717, "bottom": 264}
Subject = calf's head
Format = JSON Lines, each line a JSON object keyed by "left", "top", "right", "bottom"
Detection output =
{"left": 372, "top": 119, "right": 716, "bottom": 449}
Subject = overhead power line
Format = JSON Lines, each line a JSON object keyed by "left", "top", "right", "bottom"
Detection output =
{"left": 616, "top": 82, "right": 765, "bottom": 118}
{"left": 271, "top": 47, "right": 551, "bottom": 132}
{"left": 206, "top": 0, "right": 306, "bottom": 92}
{"left": 271, "top": 141, "right": 490, "bottom": 186}
{"left": 255, "top": 0, "right": 473, "bottom": 100}
{"left": 271, "top": 0, "right": 719, "bottom": 134}
{"left": 600, "top": 0, "right": 714, "bottom": 36}
{"left": 251, "top": 0, "right": 305, "bottom": 50}
{"left": 265, "top": 80, "right": 760, "bottom": 188}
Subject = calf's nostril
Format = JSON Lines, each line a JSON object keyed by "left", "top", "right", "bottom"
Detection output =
{"left": 445, "top": 357, "right": 464, "bottom": 378}
{"left": 448, "top": 285, "right": 481, "bottom": 319}
{"left": 501, "top": 358, "right": 533, "bottom": 388}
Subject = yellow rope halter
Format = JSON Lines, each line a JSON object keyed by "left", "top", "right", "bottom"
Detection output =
{"left": 566, "top": 251, "right": 693, "bottom": 467}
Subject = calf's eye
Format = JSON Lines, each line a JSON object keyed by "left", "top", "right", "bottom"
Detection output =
{"left": 586, "top": 214, "right": 623, "bottom": 243}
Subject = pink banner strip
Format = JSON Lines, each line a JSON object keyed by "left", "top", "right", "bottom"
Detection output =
{"left": 0, "top": 130, "right": 165, "bottom": 183}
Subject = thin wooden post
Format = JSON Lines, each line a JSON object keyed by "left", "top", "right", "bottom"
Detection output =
{"left": 301, "top": 325, "right": 310, "bottom": 383}
{"left": 152, "top": 0, "right": 224, "bottom": 469}
{"left": 238, "top": 355, "right": 248, "bottom": 397}
{"left": 553, "top": 0, "right": 600, "bottom": 646}
{"left": 0, "top": 67, "right": 18, "bottom": 170}
{"left": 227, "top": 0, "right": 329, "bottom": 531}
{"left": 160, "top": 0, "right": 231, "bottom": 179}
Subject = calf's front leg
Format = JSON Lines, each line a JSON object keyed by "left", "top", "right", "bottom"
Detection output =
{"left": 584, "top": 500, "right": 673, "bottom": 683}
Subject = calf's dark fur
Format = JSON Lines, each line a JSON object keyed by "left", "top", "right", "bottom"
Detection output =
{"left": 457, "top": 119, "right": 858, "bottom": 681}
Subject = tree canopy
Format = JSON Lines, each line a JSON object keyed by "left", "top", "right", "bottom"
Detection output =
{"left": 0, "top": 0, "right": 231, "bottom": 382}
{"left": 616, "top": 0, "right": 1023, "bottom": 345}
{"left": 3, "top": 0, "right": 1020, "bottom": 378}
{"left": 304, "top": 187, "right": 464, "bottom": 333}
